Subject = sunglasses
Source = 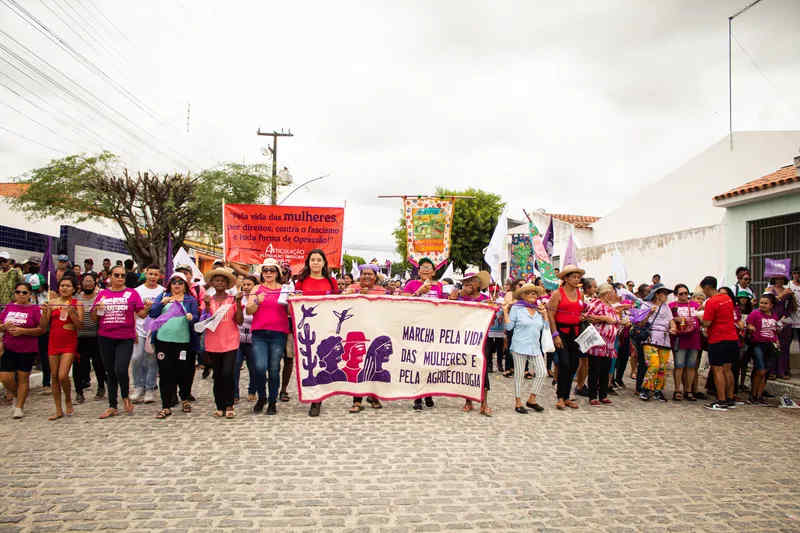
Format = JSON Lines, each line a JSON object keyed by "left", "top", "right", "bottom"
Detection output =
{"left": 741, "top": 277, "right": 750, "bottom": 281}
{"left": 14, "top": 290, "right": 29, "bottom": 295}
{"left": 111, "top": 273, "right": 125, "bottom": 278}
{"left": 262, "top": 268, "right": 278, "bottom": 273}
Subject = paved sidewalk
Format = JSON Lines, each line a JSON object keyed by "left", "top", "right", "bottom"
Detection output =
{"left": 0, "top": 370, "right": 798, "bottom": 532}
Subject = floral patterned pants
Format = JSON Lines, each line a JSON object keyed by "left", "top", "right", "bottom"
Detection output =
{"left": 642, "top": 345, "right": 671, "bottom": 391}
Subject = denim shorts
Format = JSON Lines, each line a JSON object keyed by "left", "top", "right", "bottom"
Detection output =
{"left": 751, "top": 342, "right": 776, "bottom": 371}
{"left": 672, "top": 348, "right": 698, "bottom": 369}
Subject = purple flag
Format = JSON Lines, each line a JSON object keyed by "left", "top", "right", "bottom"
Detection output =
{"left": 40, "top": 236, "right": 57, "bottom": 290}
{"left": 764, "top": 258, "right": 790, "bottom": 280}
{"left": 542, "top": 217, "right": 554, "bottom": 258}
{"left": 563, "top": 234, "right": 577, "bottom": 267}
{"left": 164, "top": 234, "right": 173, "bottom": 285}
{"left": 142, "top": 300, "right": 185, "bottom": 334}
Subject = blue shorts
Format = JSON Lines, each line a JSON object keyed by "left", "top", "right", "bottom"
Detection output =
{"left": 673, "top": 348, "right": 698, "bottom": 369}
{"left": 751, "top": 342, "right": 776, "bottom": 371}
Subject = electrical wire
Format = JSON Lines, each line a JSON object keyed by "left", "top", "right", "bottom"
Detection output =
{"left": 0, "top": 124, "right": 66, "bottom": 154}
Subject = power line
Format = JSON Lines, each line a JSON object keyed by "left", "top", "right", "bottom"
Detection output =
{"left": 0, "top": 124, "right": 66, "bottom": 154}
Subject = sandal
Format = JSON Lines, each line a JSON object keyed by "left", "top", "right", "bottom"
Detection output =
{"left": 48, "top": 412, "right": 64, "bottom": 421}
{"left": 156, "top": 409, "right": 172, "bottom": 419}
{"left": 463, "top": 401, "right": 474, "bottom": 412}
{"left": 480, "top": 407, "right": 492, "bottom": 417}
{"left": 182, "top": 401, "right": 192, "bottom": 413}
{"left": 685, "top": 393, "right": 697, "bottom": 402}
{"left": 247, "top": 394, "right": 256, "bottom": 402}
{"left": 279, "top": 392, "right": 290, "bottom": 402}
{"left": 366, "top": 397, "right": 382, "bottom": 409}
{"left": 213, "top": 410, "right": 224, "bottom": 417}
{"left": 564, "top": 400, "right": 579, "bottom": 409}
{"left": 225, "top": 408, "right": 236, "bottom": 419}
{"left": 348, "top": 404, "right": 363, "bottom": 414}
{"left": 672, "top": 392, "right": 682, "bottom": 401}
{"left": 556, "top": 399, "right": 566, "bottom": 410}
{"left": 98, "top": 408, "right": 117, "bottom": 419}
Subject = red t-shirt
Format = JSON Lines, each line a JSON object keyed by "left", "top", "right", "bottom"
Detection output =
{"left": 703, "top": 294, "right": 738, "bottom": 344}
{"left": 294, "top": 277, "right": 339, "bottom": 296}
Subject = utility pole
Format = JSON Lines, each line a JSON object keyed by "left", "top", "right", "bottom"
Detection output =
{"left": 256, "top": 128, "right": 294, "bottom": 204}
{"left": 728, "top": 0, "right": 764, "bottom": 150}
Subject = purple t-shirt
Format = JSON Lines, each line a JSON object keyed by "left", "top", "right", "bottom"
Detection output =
{"left": 0, "top": 303, "right": 41, "bottom": 353}
{"left": 747, "top": 309, "right": 779, "bottom": 343}
{"left": 94, "top": 288, "right": 144, "bottom": 339}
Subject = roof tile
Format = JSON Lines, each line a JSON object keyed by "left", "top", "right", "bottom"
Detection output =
{"left": 0, "top": 183, "right": 28, "bottom": 198}
{"left": 714, "top": 164, "right": 800, "bottom": 201}
{"left": 544, "top": 213, "right": 600, "bottom": 228}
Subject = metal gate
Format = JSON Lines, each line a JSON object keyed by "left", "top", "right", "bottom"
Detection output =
{"left": 747, "top": 212, "right": 800, "bottom": 294}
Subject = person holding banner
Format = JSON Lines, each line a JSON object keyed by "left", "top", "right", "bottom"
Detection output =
{"left": 247, "top": 259, "right": 291, "bottom": 416}
{"left": 92, "top": 265, "right": 151, "bottom": 419}
{"left": 451, "top": 269, "right": 493, "bottom": 416}
{"left": 346, "top": 264, "right": 387, "bottom": 413}
{"left": 148, "top": 272, "right": 198, "bottom": 419}
{"left": 202, "top": 268, "right": 243, "bottom": 419}
{"left": 403, "top": 257, "right": 442, "bottom": 410}
{"left": 504, "top": 283, "right": 549, "bottom": 414}
{"left": 293, "top": 250, "right": 341, "bottom": 417}
{"left": 547, "top": 265, "right": 585, "bottom": 410}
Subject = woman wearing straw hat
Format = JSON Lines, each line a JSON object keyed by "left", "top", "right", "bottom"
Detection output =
{"left": 546, "top": 264, "right": 585, "bottom": 410}
{"left": 452, "top": 269, "right": 493, "bottom": 416}
{"left": 203, "top": 267, "right": 244, "bottom": 418}
{"left": 503, "top": 282, "right": 549, "bottom": 414}
{"left": 246, "top": 258, "right": 290, "bottom": 416}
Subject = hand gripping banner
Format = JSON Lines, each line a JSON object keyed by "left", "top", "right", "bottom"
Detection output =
{"left": 289, "top": 295, "right": 495, "bottom": 403}
{"left": 403, "top": 197, "right": 455, "bottom": 269}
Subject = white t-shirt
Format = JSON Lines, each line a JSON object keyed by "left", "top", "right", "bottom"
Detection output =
{"left": 790, "top": 280, "right": 800, "bottom": 327}
{"left": 206, "top": 286, "right": 238, "bottom": 297}
{"left": 135, "top": 283, "right": 165, "bottom": 337}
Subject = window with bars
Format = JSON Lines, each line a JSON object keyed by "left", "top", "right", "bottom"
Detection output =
{"left": 747, "top": 212, "right": 800, "bottom": 294}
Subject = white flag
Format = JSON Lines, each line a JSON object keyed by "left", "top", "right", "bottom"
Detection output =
{"left": 440, "top": 261, "right": 455, "bottom": 280}
{"left": 483, "top": 207, "right": 508, "bottom": 283}
{"left": 173, "top": 248, "right": 205, "bottom": 285}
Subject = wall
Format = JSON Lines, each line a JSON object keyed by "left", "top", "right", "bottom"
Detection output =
{"left": 578, "top": 225, "right": 725, "bottom": 288}
{"left": 590, "top": 131, "right": 800, "bottom": 245}
{"left": 720, "top": 191, "right": 800, "bottom": 278}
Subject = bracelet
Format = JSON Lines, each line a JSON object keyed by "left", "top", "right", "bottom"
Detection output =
{"left": 551, "top": 331, "right": 560, "bottom": 338}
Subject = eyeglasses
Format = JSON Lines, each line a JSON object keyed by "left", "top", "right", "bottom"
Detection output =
{"left": 741, "top": 277, "right": 750, "bottom": 281}
{"left": 14, "top": 290, "right": 29, "bottom": 295}
{"left": 111, "top": 273, "right": 125, "bottom": 278}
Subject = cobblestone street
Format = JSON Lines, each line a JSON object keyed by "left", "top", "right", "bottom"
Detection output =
{"left": 1, "top": 370, "right": 799, "bottom": 533}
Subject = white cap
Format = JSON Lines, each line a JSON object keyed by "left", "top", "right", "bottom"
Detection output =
{"left": 0, "top": 251, "right": 9, "bottom": 260}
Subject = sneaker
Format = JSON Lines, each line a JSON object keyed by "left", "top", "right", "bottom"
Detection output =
{"left": 639, "top": 391, "right": 651, "bottom": 401}
{"left": 253, "top": 397, "right": 265, "bottom": 413}
{"left": 75, "top": 392, "right": 85, "bottom": 404}
{"left": 188, "top": 394, "right": 197, "bottom": 402}
{"left": 589, "top": 399, "right": 600, "bottom": 406}
{"left": 608, "top": 388, "right": 618, "bottom": 396}
{"left": 725, "top": 399, "right": 737, "bottom": 409}
{"left": 308, "top": 402, "right": 321, "bottom": 417}
{"left": 266, "top": 402, "right": 277, "bottom": 415}
{"left": 143, "top": 390, "right": 156, "bottom": 404}
{"left": 654, "top": 391, "right": 668, "bottom": 402}
{"left": 732, "top": 397, "right": 745, "bottom": 405}
{"left": 413, "top": 399, "right": 423, "bottom": 411}
{"left": 575, "top": 385, "right": 589, "bottom": 397}
{"left": 39, "top": 386, "right": 52, "bottom": 396}
{"left": 704, "top": 402, "right": 727, "bottom": 411}
{"left": 95, "top": 387, "right": 105, "bottom": 399}
{"left": 778, "top": 395, "right": 799, "bottom": 409}
{"left": 424, "top": 397, "right": 435, "bottom": 408}
{"left": 130, "top": 388, "right": 145, "bottom": 404}
{"left": 757, "top": 397, "right": 771, "bottom": 406}
{"left": 12, "top": 407, "right": 23, "bottom": 419}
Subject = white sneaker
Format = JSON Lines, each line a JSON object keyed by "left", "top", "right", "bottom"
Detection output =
{"left": 130, "top": 388, "right": 145, "bottom": 404}
{"left": 143, "top": 390, "right": 156, "bottom": 404}
{"left": 13, "top": 407, "right": 23, "bottom": 419}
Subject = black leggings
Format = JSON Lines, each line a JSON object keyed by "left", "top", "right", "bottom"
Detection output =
{"left": 98, "top": 336, "right": 134, "bottom": 409}
{"left": 155, "top": 340, "right": 191, "bottom": 409}
{"left": 504, "top": 331, "right": 514, "bottom": 372}
{"left": 73, "top": 336, "right": 103, "bottom": 392}
{"left": 208, "top": 350, "right": 237, "bottom": 411}
{"left": 555, "top": 325, "right": 580, "bottom": 400}
{"left": 485, "top": 337, "right": 504, "bottom": 372}
{"left": 588, "top": 355, "right": 612, "bottom": 400}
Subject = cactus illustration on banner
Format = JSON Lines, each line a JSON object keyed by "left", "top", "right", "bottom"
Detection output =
{"left": 510, "top": 234, "right": 535, "bottom": 280}
{"left": 526, "top": 215, "right": 559, "bottom": 290}
{"left": 298, "top": 322, "right": 318, "bottom": 386}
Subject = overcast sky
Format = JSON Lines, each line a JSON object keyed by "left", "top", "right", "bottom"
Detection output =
{"left": 1, "top": 0, "right": 798, "bottom": 260}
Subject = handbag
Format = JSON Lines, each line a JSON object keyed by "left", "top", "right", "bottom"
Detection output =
{"left": 631, "top": 303, "right": 663, "bottom": 344}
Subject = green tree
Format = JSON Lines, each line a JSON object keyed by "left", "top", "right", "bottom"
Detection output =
{"left": 393, "top": 188, "right": 505, "bottom": 273}
{"left": 11, "top": 152, "right": 285, "bottom": 269}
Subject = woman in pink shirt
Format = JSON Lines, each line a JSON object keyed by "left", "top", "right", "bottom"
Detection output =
{"left": 746, "top": 293, "right": 779, "bottom": 404}
{"left": 246, "top": 258, "right": 289, "bottom": 416}
{"left": 203, "top": 268, "right": 243, "bottom": 418}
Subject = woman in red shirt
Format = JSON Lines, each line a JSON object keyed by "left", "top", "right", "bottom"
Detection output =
{"left": 42, "top": 276, "right": 83, "bottom": 421}
{"left": 546, "top": 265, "right": 585, "bottom": 410}
{"left": 294, "top": 249, "right": 340, "bottom": 417}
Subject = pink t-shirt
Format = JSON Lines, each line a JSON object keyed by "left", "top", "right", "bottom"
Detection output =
{"left": 204, "top": 295, "right": 240, "bottom": 353}
{"left": 0, "top": 303, "right": 41, "bottom": 353}
{"left": 747, "top": 309, "right": 779, "bottom": 343}
{"left": 251, "top": 285, "right": 289, "bottom": 334}
{"left": 94, "top": 288, "right": 144, "bottom": 339}
{"left": 669, "top": 300, "right": 701, "bottom": 351}
{"left": 403, "top": 280, "right": 444, "bottom": 299}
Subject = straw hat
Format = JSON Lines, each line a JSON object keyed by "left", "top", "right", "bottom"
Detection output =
{"left": 558, "top": 264, "right": 585, "bottom": 279}
{"left": 204, "top": 267, "right": 236, "bottom": 288}
{"left": 260, "top": 257, "right": 283, "bottom": 275}
{"left": 462, "top": 268, "right": 491, "bottom": 290}
{"left": 513, "top": 282, "right": 545, "bottom": 300}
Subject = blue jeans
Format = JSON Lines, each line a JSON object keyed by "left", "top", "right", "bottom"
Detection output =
{"left": 131, "top": 335, "right": 158, "bottom": 390}
{"left": 251, "top": 330, "right": 287, "bottom": 403}
{"left": 673, "top": 348, "right": 698, "bottom": 369}
{"left": 234, "top": 342, "right": 255, "bottom": 400}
